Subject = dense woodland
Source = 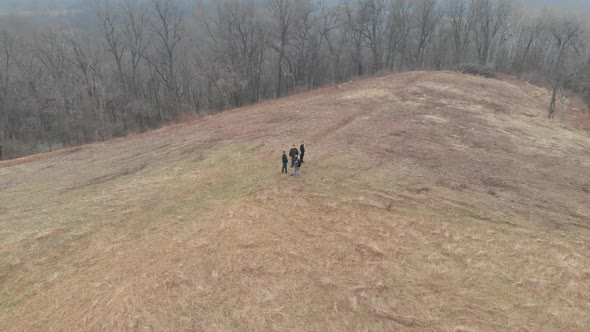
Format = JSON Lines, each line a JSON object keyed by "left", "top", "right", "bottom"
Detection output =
{"left": 0, "top": 0, "right": 589, "bottom": 157}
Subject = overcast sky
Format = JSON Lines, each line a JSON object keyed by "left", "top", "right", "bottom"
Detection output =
{"left": 0, "top": 0, "right": 588, "bottom": 15}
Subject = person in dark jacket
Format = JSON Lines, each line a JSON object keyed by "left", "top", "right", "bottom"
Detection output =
{"left": 293, "top": 156, "right": 301, "bottom": 178}
{"left": 299, "top": 141, "right": 305, "bottom": 163}
{"left": 282, "top": 151, "right": 289, "bottom": 174}
{"left": 289, "top": 145, "right": 299, "bottom": 167}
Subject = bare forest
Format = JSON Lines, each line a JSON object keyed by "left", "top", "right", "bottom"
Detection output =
{"left": 0, "top": 0, "right": 589, "bottom": 158}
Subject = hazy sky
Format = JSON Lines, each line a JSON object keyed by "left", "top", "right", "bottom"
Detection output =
{"left": 532, "top": 0, "right": 589, "bottom": 4}
{"left": 0, "top": 0, "right": 588, "bottom": 14}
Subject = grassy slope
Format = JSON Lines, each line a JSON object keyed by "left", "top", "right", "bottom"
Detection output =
{"left": 1, "top": 71, "right": 589, "bottom": 331}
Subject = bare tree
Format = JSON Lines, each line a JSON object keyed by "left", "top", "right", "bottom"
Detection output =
{"left": 581, "top": 57, "right": 590, "bottom": 110}
{"left": 386, "top": 0, "right": 413, "bottom": 71}
{"left": 414, "top": 0, "right": 441, "bottom": 69}
{"left": 323, "top": 3, "right": 349, "bottom": 82}
{"left": 345, "top": 0, "right": 367, "bottom": 76}
{"left": 62, "top": 32, "right": 107, "bottom": 139}
{"left": 358, "top": 0, "right": 387, "bottom": 73}
{"left": 122, "top": 0, "right": 150, "bottom": 98}
{"left": 201, "top": 0, "right": 268, "bottom": 108}
{"left": 0, "top": 30, "right": 14, "bottom": 141}
{"left": 545, "top": 13, "right": 586, "bottom": 119}
{"left": 36, "top": 30, "right": 78, "bottom": 145}
{"left": 446, "top": 0, "right": 476, "bottom": 64}
{"left": 511, "top": 13, "right": 544, "bottom": 73}
{"left": 292, "top": 4, "right": 316, "bottom": 87}
{"left": 432, "top": 15, "right": 452, "bottom": 69}
{"left": 147, "top": 0, "right": 184, "bottom": 111}
{"left": 473, "top": 0, "right": 511, "bottom": 66}
{"left": 92, "top": 0, "right": 127, "bottom": 93}
{"left": 268, "top": 0, "right": 307, "bottom": 97}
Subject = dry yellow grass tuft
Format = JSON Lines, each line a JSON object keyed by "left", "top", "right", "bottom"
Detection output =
{"left": 1, "top": 71, "right": 589, "bottom": 331}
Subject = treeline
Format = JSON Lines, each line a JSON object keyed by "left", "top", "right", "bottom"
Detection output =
{"left": 0, "top": 0, "right": 589, "bottom": 157}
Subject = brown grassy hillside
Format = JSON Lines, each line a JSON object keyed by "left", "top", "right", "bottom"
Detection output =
{"left": 1, "top": 71, "right": 589, "bottom": 331}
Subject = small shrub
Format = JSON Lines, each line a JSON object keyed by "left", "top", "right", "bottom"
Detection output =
{"left": 454, "top": 64, "right": 497, "bottom": 79}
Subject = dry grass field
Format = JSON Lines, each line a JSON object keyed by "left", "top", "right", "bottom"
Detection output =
{"left": 1, "top": 71, "right": 589, "bottom": 331}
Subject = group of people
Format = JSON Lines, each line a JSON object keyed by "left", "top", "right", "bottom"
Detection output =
{"left": 282, "top": 141, "right": 305, "bottom": 177}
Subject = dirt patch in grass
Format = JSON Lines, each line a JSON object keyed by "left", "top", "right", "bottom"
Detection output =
{"left": 62, "top": 162, "right": 148, "bottom": 192}
{"left": 0, "top": 147, "right": 83, "bottom": 168}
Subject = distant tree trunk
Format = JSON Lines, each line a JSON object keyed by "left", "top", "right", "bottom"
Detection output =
{"left": 148, "top": 0, "right": 184, "bottom": 111}
{"left": 269, "top": 0, "right": 304, "bottom": 97}
{"left": 277, "top": 42, "right": 285, "bottom": 96}
{"left": 474, "top": 0, "right": 511, "bottom": 67}
{"left": 548, "top": 86, "right": 557, "bottom": 119}
{"left": 546, "top": 14, "right": 585, "bottom": 120}
{"left": 0, "top": 32, "right": 13, "bottom": 142}
{"left": 559, "top": 91, "right": 568, "bottom": 128}
{"left": 415, "top": 0, "right": 439, "bottom": 69}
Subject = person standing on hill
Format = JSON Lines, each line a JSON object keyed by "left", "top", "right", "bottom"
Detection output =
{"left": 299, "top": 141, "right": 305, "bottom": 163}
{"left": 282, "top": 151, "right": 289, "bottom": 174}
{"left": 293, "top": 155, "right": 301, "bottom": 178}
{"left": 289, "top": 145, "right": 299, "bottom": 167}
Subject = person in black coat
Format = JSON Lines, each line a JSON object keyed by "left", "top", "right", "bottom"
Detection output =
{"left": 282, "top": 151, "right": 289, "bottom": 174}
{"left": 293, "top": 156, "right": 301, "bottom": 177}
{"left": 299, "top": 141, "right": 305, "bottom": 163}
{"left": 289, "top": 145, "right": 299, "bottom": 167}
